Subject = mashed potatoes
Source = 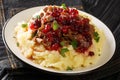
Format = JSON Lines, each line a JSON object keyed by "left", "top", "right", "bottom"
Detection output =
{"left": 14, "top": 5, "right": 105, "bottom": 71}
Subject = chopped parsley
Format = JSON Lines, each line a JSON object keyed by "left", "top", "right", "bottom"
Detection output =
{"left": 22, "top": 23, "right": 27, "bottom": 28}
{"left": 31, "top": 31, "right": 37, "bottom": 38}
{"left": 60, "top": 48, "right": 69, "bottom": 57}
{"left": 16, "top": 42, "right": 19, "bottom": 47}
{"left": 66, "top": 66, "right": 73, "bottom": 71}
{"left": 94, "top": 32, "right": 100, "bottom": 42}
{"left": 61, "top": 3, "right": 67, "bottom": 9}
{"left": 60, "top": 41, "right": 65, "bottom": 46}
{"left": 36, "top": 15, "right": 40, "bottom": 19}
{"left": 53, "top": 20, "right": 59, "bottom": 30}
{"left": 71, "top": 40, "right": 78, "bottom": 49}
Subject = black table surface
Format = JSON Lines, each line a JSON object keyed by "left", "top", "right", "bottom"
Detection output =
{"left": 0, "top": 0, "right": 120, "bottom": 80}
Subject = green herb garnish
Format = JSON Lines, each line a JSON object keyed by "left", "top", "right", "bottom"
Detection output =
{"left": 71, "top": 40, "right": 78, "bottom": 49}
{"left": 31, "top": 31, "right": 37, "bottom": 38}
{"left": 53, "top": 20, "right": 59, "bottom": 30}
{"left": 36, "top": 15, "right": 40, "bottom": 19}
{"left": 16, "top": 42, "right": 19, "bottom": 47}
{"left": 22, "top": 23, "right": 27, "bottom": 28}
{"left": 61, "top": 3, "right": 67, "bottom": 9}
{"left": 66, "top": 66, "right": 73, "bottom": 71}
{"left": 94, "top": 32, "right": 100, "bottom": 42}
{"left": 60, "top": 48, "right": 69, "bottom": 57}
{"left": 60, "top": 41, "right": 65, "bottom": 46}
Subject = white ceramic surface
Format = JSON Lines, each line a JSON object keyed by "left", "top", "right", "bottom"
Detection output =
{"left": 2, "top": 6, "right": 116, "bottom": 74}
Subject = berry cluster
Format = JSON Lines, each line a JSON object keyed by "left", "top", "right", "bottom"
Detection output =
{"left": 29, "top": 6, "right": 94, "bottom": 55}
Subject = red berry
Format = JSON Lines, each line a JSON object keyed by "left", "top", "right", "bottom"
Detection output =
{"left": 42, "top": 24, "right": 51, "bottom": 33}
{"left": 82, "top": 18, "right": 89, "bottom": 23}
{"left": 69, "top": 9, "right": 78, "bottom": 15}
{"left": 34, "top": 19, "right": 41, "bottom": 27}
{"left": 62, "top": 28, "right": 68, "bottom": 33}
{"left": 52, "top": 8, "right": 60, "bottom": 17}
{"left": 30, "top": 23, "right": 35, "bottom": 30}
{"left": 76, "top": 46, "right": 87, "bottom": 53}
{"left": 46, "top": 32, "right": 53, "bottom": 42}
{"left": 51, "top": 43, "right": 60, "bottom": 50}
{"left": 88, "top": 51, "right": 94, "bottom": 56}
{"left": 62, "top": 26, "right": 69, "bottom": 34}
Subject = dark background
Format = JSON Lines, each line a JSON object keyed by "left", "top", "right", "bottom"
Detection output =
{"left": 0, "top": 0, "right": 120, "bottom": 80}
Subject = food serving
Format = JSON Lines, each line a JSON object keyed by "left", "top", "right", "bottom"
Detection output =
{"left": 14, "top": 4, "right": 105, "bottom": 71}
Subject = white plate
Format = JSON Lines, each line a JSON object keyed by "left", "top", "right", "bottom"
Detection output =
{"left": 2, "top": 6, "right": 116, "bottom": 74}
